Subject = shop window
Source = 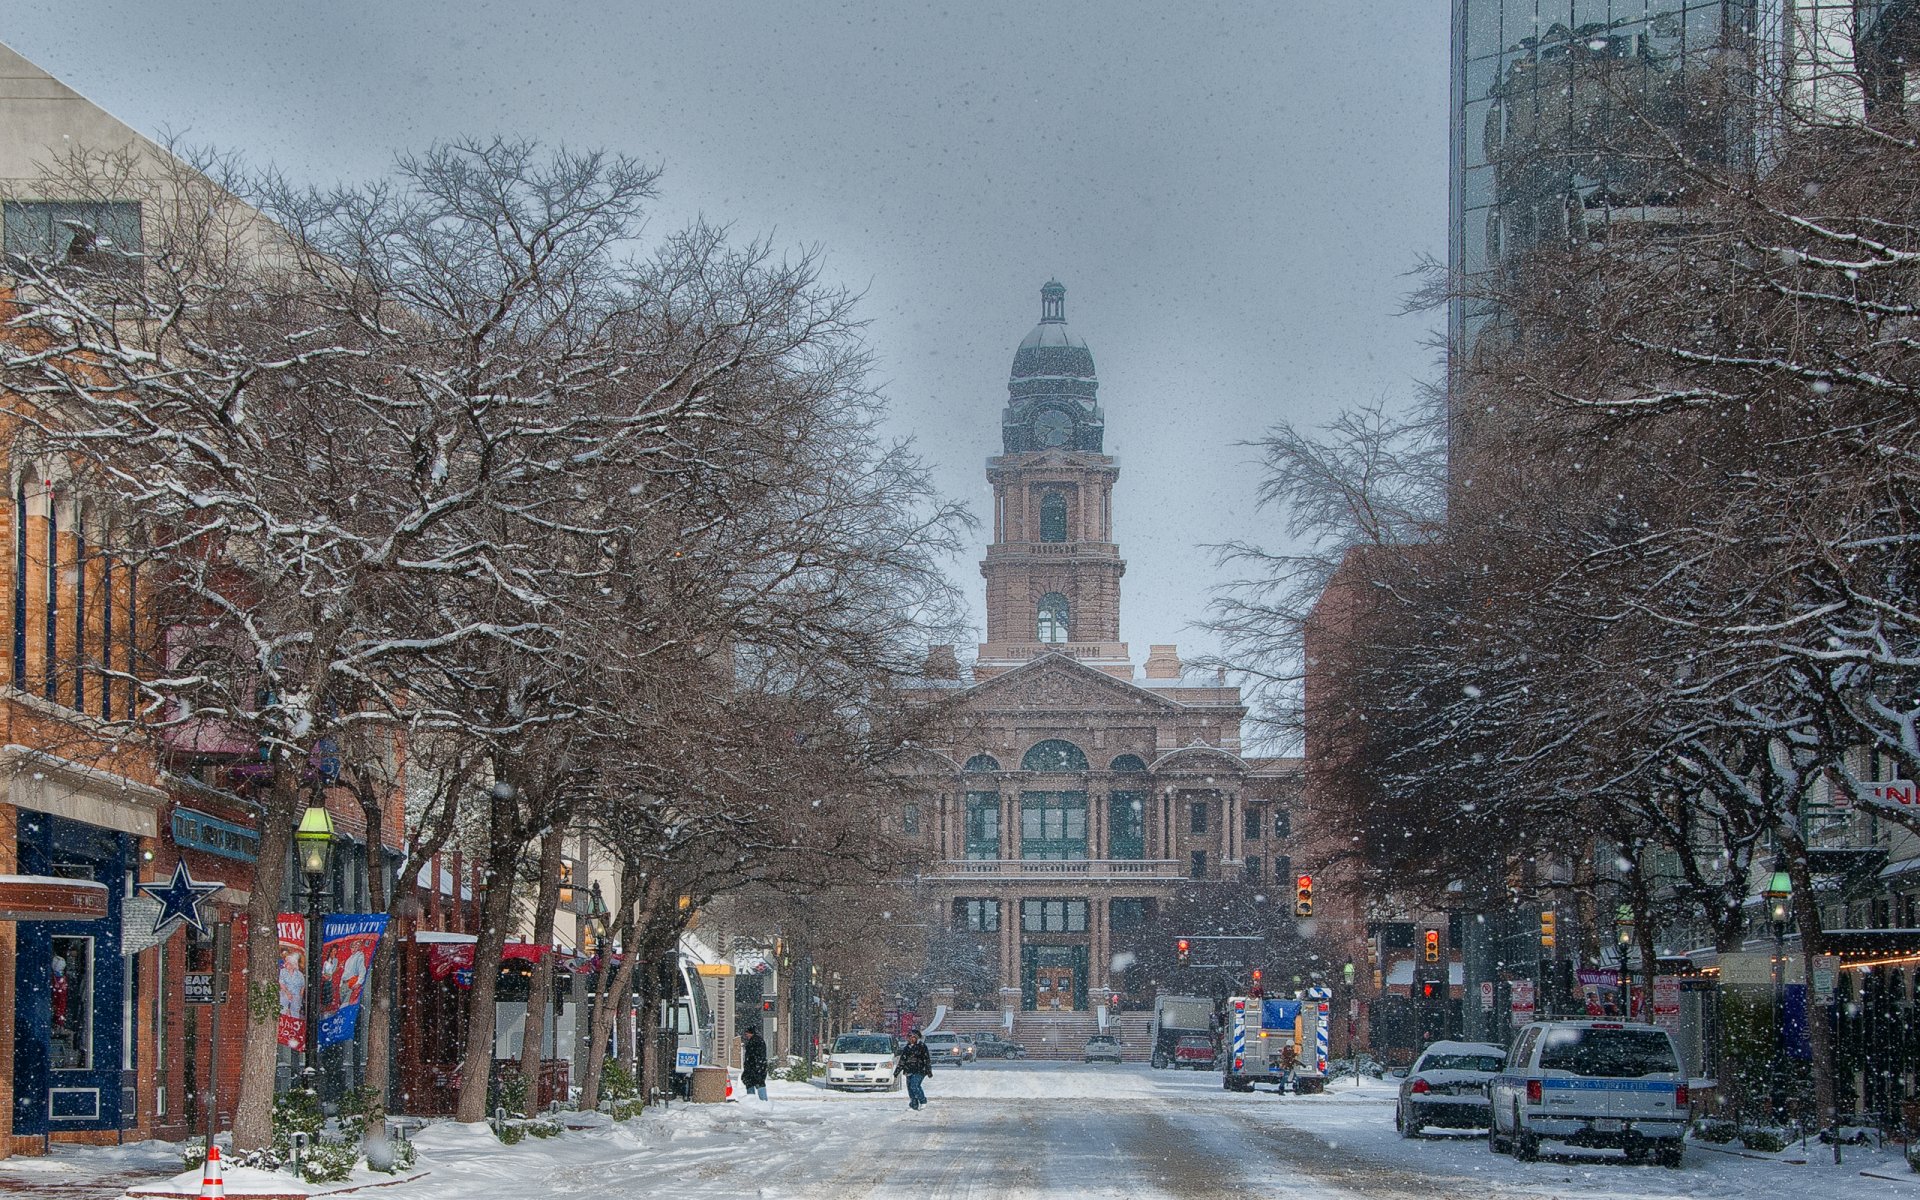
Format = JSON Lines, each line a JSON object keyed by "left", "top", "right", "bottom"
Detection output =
{"left": 49, "top": 935, "right": 94, "bottom": 1070}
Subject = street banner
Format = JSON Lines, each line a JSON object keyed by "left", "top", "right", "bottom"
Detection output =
{"left": 316, "top": 914, "right": 387, "bottom": 1047}
{"left": 276, "top": 914, "right": 307, "bottom": 1050}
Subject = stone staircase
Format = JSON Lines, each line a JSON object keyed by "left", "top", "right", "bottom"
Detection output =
{"left": 932, "top": 1009, "right": 1152, "bottom": 1062}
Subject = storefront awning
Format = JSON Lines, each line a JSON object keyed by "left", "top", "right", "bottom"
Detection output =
{"left": 0, "top": 874, "right": 109, "bottom": 920}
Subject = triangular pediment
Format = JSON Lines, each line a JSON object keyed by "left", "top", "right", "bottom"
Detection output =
{"left": 963, "top": 652, "right": 1182, "bottom": 715}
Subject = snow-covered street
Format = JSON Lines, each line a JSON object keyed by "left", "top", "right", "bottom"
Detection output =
{"left": 8, "top": 1062, "right": 1915, "bottom": 1200}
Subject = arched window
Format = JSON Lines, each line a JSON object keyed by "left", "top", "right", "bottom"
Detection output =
{"left": 1021, "top": 739, "right": 1088, "bottom": 772}
{"left": 963, "top": 754, "right": 1000, "bottom": 773}
{"left": 1036, "top": 592, "right": 1069, "bottom": 643}
{"left": 1039, "top": 490, "right": 1067, "bottom": 543}
{"left": 1109, "top": 754, "right": 1147, "bottom": 773}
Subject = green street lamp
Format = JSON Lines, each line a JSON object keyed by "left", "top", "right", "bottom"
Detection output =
{"left": 1765, "top": 867, "right": 1793, "bottom": 926}
{"left": 295, "top": 803, "right": 336, "bottom": 878}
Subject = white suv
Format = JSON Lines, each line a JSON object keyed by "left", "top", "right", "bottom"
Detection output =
{"left": 1489, "top": 1020, "right": 1689, "bottom": 1167}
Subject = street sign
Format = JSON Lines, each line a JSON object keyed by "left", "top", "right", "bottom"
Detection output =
{"left": 1812, "top": 954, "right": 1840, "bottom": 1001}
{"left": 1480, "top": 981, "right": 1495, "bottom": 1011}
{"left": 1717, "top": 950, "right": 1775, "bottom": 992}
{"left": 1509, "top": 980, "right": 1534, "bottom": 1026}
{"left": 185, "top": 972, "right": 216, "bottom": 1005}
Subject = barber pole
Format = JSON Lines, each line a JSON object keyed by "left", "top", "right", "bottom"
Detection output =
{"left": 1231, "top": 998, "right": 1246, "bottom": 1071}
{"left": 1308, "top": 987, "right": 1332, "bottom": 1074}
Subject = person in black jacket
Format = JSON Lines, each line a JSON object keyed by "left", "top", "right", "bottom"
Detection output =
{"left": 741, "top": 1027, "right": 769, "bottom": 1101}
{"left": 894, "top": 1029, "right": 933, "bottom": 1110}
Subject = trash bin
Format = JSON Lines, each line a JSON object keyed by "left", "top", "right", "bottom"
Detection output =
{"left": 690, "top": 1065, "right": 730, "bottom": 1103}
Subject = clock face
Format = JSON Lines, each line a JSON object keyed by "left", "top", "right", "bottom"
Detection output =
{"left": 1034, "top": 409, "right": 1072, "bottom": 447}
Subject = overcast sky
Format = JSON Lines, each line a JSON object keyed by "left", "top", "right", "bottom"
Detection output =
{"left": 5, "top": 2, "right": 1450, "bottom": 673}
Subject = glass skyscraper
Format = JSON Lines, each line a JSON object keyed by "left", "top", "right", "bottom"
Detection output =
{"left": 1449, "top": 2, "right": 1760, "bottom": 352}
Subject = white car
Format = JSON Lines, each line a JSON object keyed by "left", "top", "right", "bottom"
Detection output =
{"left": 1489, "top": 1020, "right": 1689, "bottom": 1166}
{"left": 923, "top": 1031, "right": 972, "bottom": 1066}
{"left": 824, "top": 1033, "right": 901, "bottom": 1091}
{"left": 1396, "top": 1040, "right": 1506, "bottom": 1136}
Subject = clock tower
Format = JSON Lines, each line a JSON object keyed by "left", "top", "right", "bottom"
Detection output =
{"left": 975, "top": 281, "right": 1130, "bottom": 680}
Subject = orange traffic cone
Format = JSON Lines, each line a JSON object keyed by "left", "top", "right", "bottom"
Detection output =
{"left": 725, "top": 1077, "right": 735, "bottom": 1101}
{"left": 199, "top": 1144, "right": 226, "bottom": 1200}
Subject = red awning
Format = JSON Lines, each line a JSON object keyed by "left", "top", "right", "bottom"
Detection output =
{"left": 426, "top": 939, "right": 551, "bottom": 981}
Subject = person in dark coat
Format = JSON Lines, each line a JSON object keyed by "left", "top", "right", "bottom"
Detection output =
{"left": 741, "top": 1027, "right": 770, "bottom": 1101}
{"left": 894, "top": 1029, "right": 933, "bottom": 1110}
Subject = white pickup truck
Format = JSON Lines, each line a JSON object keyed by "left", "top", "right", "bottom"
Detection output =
{"left": 1488, "top": 1020, "right": 1690, "bottom": 1167}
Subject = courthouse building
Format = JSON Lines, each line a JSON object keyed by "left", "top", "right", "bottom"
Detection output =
{"left": 906, "top": 283, "right": 1300, "bottom": 1042}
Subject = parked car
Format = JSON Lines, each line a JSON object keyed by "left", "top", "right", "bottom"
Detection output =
{"left": 1395, "top": 1040, "right": 1506, "bottom": 1136}
{"left": 1172, "top": 1034, "right": 1216, "bottom": 1070}
{"left": 923, "top": 1031, "right": 972, "bottom": 1066}
{"left": 1489, "top": 1020, "right": 1689, "bottom": 1167}
{"left": 824, "top": 1032, "right": 900, "bottom": 1091}
{"left": 1083, "top": 1034, "right": 1124, "bottom": 1063}
{"left": 969, "top": 1033, "right": 1028, "bottom": 1059}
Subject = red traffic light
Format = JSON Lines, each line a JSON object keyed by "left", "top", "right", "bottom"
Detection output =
{"left": 1176, "top": 938, "right": 1191, "bottom": 963}
{"left": 1424, "top": 929, "right": 1440, "bottom": 962}
{"left": 1251, "top": 968, "right": 1262, "bottom": 981}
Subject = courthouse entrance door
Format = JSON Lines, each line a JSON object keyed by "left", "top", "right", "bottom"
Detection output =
{"left": 1036, "top": 967, "right": 1075, "bottom": 1010}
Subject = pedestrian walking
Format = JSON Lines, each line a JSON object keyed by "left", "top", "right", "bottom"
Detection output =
{"left": 741, "top": 1026, "right": 770, "bottom": 1101}
{"left": 895, "top": 1028, "right": 933, "bottom": 1110}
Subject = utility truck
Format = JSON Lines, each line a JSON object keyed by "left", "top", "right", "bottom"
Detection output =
{"left": 1149, "top": 994, "right": 1216, "bottom": 1069}
{"left": 1221, "top": 994, "right": 1329, "bottom": 1094}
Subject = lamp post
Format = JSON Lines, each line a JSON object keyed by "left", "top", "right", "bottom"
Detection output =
{"left": 1764, "top": 861, "right": 1792, "bottom": 1125}
{"left": 295, "top": 802, "right": 338, "bottom": 1094}
{"left": 1342, "top": 961, "right": 1358, "bottom": 1085}
{"left": 1615, "top": 905, "right": 1634, "bottom": 1018}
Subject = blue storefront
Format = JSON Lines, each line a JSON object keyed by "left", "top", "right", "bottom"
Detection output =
{"left": 12, "top": 811, "right": 136, "bottom": 1135}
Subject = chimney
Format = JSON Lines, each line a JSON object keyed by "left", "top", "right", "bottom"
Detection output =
{"left": 1144, "top": 644, "right": 1182, "bottom": 680}
{"left": 924, "top": 644, "right": 960, "bottom": 680}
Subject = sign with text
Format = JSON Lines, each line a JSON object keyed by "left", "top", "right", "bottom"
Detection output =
{"left": 1812, "top": 954, "right": 1839, "bottom": 1001}
{"left": 316, "top": 914, "right": 388, "bottom": 1047}
{"left": 1509, "top": 980, "right": 1535, "bottom": 1026}
{"left": 1716, "top": 950, "right": 1776, "bottom": 992}
{"left": 1480, "top": 981, "right": 1494, "bottom": 1011}
{"left": 277, "top": 914, "right": 307, "bottom": 1049}
{"left": 1857, "top": 779, "right": 1916, "bottom": 808}
{"left": 185, "top": 972, "right": 215, "bottom": 1005}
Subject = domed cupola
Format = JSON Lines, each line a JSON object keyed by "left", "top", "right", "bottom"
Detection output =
{"left": 1003, "top": 280, "right": 1104, "bottom": 452}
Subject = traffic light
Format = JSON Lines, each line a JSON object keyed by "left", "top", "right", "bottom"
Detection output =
{"left": 1250, "top": 968, "right": 1264, "bottom": 998}
{"left": 1294, "top": 873, "right": 1314, "bottom": 917}
{"left": 1539, "top": 910, "right": 1557, "bottom": 949}
{"left": 1176, "top": 937, "right": 1191, "bottom": 964}
{"left": 1424, "top": 929, "right": 1440, "bottom": 963}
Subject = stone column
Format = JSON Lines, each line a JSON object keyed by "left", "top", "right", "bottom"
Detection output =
{"left": 1089, "top": 782, "right": 1107, "bottom": 859}
{"left": 1000, "top": 785, "right": 1017, "bottom": 859}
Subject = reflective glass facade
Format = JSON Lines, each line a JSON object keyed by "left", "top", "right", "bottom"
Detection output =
{"left": 1450, "top": 1, "right": 1758, "bottom": 350}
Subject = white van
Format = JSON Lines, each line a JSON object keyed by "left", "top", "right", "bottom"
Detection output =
{"left": 1488, "top": 1020, "right": 1689, "bottom": 1167}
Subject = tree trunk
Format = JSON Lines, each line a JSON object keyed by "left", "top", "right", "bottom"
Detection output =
{"left": 454, "top": 779, "right": 524, "bottom": 1123}
{"left": 1788, "top": 851, "right": 1837, "bottom": 1135}
{"left": 355, "top": 776, "right": 392, "bottom": 1162}
{"left": 578, "top": 879, "right": 648, "bottom": 1110}
{"left": 518, "top": 826, "right": 566, "bottom": 1116}
{"left": 231, "top": 770, "right": 300, "bottom": 1150}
